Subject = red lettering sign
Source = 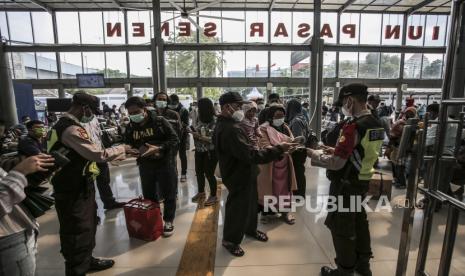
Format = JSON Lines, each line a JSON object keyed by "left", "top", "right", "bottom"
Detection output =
{"left": 320, "top": 23, "right": 333, "bottom": 38}
{"left": 161, "top": 22, "right": 169, "bottom": 37}
{"left": 132, "top": 23, "right": 145, "bottom": 37}
{"left": 179, "top": 22, "right": 191, "bottom": 36}
{"left": 385, "top": 25, "right": 400, "bottom": 39}
{"left": 204, "top": 22, "right": 217, "bottom": 37}
{"left": 432, "top": 26, "right": 440, "bottom": 40}
{"left": 408, "top": 26, "right": 423, "bottom": 40}
{"left": 342, "top": 24, "right": 356, "bottom": 38}
{"left": 106, "top": 23, "right": 122, "bottom": 37}
{"left": 298, "top": 23, "right": 310, "bottom": 38}
{"left": 274, "top": 23, "right": 289, "bottom": 37}
{"left": 250, "top": 23, "right": 264, "bottom": 37}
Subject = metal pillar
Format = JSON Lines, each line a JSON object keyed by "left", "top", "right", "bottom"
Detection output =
{"left": 310, "top": 0, "right": 322, "bottom": 136}
{"left": 0, "top": 43, "right": 18, "bottom": 127}
{"left": 196, "top": 82, "right": 202, "bottom": 101}
{"left": 396, "top": 84, "right": 403, "bottom": 116}
{"left": 152, "top": 0, "right": 166, "bottom": 94}
{"left": 58, "top": 85, "right": 65, "bottom": 98}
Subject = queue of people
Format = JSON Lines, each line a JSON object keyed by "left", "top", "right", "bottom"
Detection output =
{"left": 2, "top": 84, "right": 463, "bottom": 276}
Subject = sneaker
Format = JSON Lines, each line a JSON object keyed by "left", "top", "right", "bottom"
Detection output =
{"left": 163, "top": 222, "right": 174, "bottom": 237}
{"left": 191, "top": 192, "right": 205, "bottom": 203}
{"left": 180, "top": 175, "right": 187, "bottom": 182}
{"left": 204, "top": 196, "right": 218, "bottom": 206}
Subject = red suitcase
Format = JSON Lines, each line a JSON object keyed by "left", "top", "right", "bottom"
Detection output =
{"left": 123, "top": 197, "right": 163, "bottom": 241}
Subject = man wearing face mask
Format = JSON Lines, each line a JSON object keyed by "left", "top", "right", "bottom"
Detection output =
{"left": 18, "top": 120, "right": 47, "bottom": 157}
{"left": 124, "top": 96, "right": 179, "bottom": 237}
{"left": 154, "top": 92, "right": 182, "bottom": 141}
{"left": 168, "top": 94, "right": 190, "bottom": 182}
{"left": 213, "top": 92, "right": 297, "bottom": 257}
{"left": 307, "top": 84, "right": 384, "bottom": 276}
{"left": 47, "top": 92, "right": 135, "bottom": 276}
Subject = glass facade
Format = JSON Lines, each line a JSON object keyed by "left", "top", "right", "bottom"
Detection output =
{"left": 0, "top": 11, "right": 447, "bottom": 82}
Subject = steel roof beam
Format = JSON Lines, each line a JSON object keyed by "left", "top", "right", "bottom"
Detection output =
{"left": 28, "top": 0, "right": 53, "bottom": 12}
{"left": 338, "top": 0, "right": 357, "bottom": 14}
{"left": 406, "top": 0, "right": 436, "bottom": 15}
{"left": 269, "top": 0, "right": 277, "bottom": 11}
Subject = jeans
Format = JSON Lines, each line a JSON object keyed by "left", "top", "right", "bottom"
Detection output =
{"left": 0, "top": 230, "right": 37, "bottom": 276}
{"left": 194, "top": 150, "right": 218, "bottom": 196}
{"left": 139, "top": 161, "right": 177, "bottom": 222}
{"left": 178, "top": 134, "right": 188, "bottom": 175}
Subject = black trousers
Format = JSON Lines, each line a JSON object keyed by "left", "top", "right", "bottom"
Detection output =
{"left": 139, "top": 162, "right": 177, "bottom": 222}
{"left": 223, "top": 175, "right": 258, "bottom": 245}
{"left": 194, "top": 150, "right": 218, "bottom": 196}
{"left": 55, "top": 185, "right": 97, "bottom": 276}
{"left": 325, "top": 180, "right": 372, "bottom": 272}
{"left": 96, "top": 162, "right": 116, "bottom": 206}
{"left": 178, "top": 134, "right": 188, "bottom": 175}
{"left": 292, "top": 150, "right": 307, "bottom": 197}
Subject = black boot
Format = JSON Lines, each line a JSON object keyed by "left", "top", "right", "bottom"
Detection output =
{"left": 321, "top": 266, "right": 354, "bottom": 276}
{"left": 87, "top": 257, "right": 115, "bottom": 272}
{"left": 355, "top": 257, "right": 372, "bottom": 276}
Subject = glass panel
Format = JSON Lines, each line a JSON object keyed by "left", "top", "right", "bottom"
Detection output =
{"left": 424, "top": 15, "right": 447, "bottom": 47}
{"left": 11, "top": 52, "right": 36, "bottom": 79}
{"left": 323, "top": 51, "right": 336, "bottom": 78}
{"left": 105, "top": 52, "right": 127, "bottom": 78}
{"left": 321, "top": 12, "right": 337, "bottom": 44}
{"left": 380, "top": 53, "right": 400, "bottom": 78}
{"left": 165, "top": 51, "right": 176, "bottom": 77}
{"left": 60, "top": 52, "right": 83, "bottom": 78}
{"left": 128, "top": 11, "right": 150, "bottom": 44}
{"left": 57, "top": 12, "right": 80, "bottom": 44}
{"left": 340, "top": 13, "right": 360, "bottom": 45}
{"left": 293, "top": 12, "right": 313, "bottom": 44}
{"left": 222, "top": 11, "right": 245, "bottom": 43}
{"left": 129, "top": 52, "right": 151, "bottom": 77}
{"left": 406, "top": 14, "right": 426, "bottom": 46}
{"left": 8, "top": 12, "right": 33, "bottom": 43}
{"left": 103, "top": 11, "right": 125, "bottom": 44}
{"left": 360, "top": 14, "right": 381, "bottom": 45}
{"left": 223, "top": 51, "right": 245, "bottom": 77}
{"left": 161, "top": 11, "right": 175, "bottom": 42}
{"left": 80, "top": 12, "right": 104, "bottom": 44}
{"left": 32, "top": 12, "right": 54, "bottom": 43}
{"left": 382, "top": 14, "right": 403, "bottom": 46}
{"left": 290, "top": 51, "right": 310, "bottom": 77}
{"left": 404, "top": 53, "right": 422, "bottom": 78}
{"left": 0, "top": 12, "right": 8, "bottom": 40}
{"left": 36, "top": 52, "right": 57, "bottom": 79}
{"left": 176, "top": 51, "right": 198, "bottom": 77}
{"left": 199, "top": 11, "right": 222, "bottom": 43}
{"left": 271, "top": 51, "right": 292, "bottom": 77}
{"left": 422, "top": 54, "right": 443, "bottom": 79}
{"left": 246, "top": 11, "right": 268, "bottom": 43}
{"left": 339, "top": 52, "right": 358, "bottom": 78}
{"left": 200, "top": 51, "right": 223, "bottom": 77}
{"left": 246, "top": 51, "right": 268, "bottom": 77}
{"left": 175, "top": 18, "right": 196, "bottom": 42}
{"left": 271, "top": 12, "right": 292, "bottom": 44}
{"left": 358, "top": 52, "right": 379, "bottom": 78}
{"left": 82, "top": 52, "right": 105, "bottom": 74}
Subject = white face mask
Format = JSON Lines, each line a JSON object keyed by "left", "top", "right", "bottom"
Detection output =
{"left": 232, "top": 110, "right": 245, "bottom": 122}
{"left": 272, "top": 118, "right": 285, "bottom": 127}
{"left": 342, "top": 98, "right": 353, "bottom": 117}
{"left": 258, "top": 104, "right": 265, "bottom": 110}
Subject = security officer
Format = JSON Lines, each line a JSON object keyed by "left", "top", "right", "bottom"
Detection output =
{"left": 48, "top": 92, "right": 135, "bottom": 276}
{"left": 307, "top": 84, "right": 384, "bottom": 276}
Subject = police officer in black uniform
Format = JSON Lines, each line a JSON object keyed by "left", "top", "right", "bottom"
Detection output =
{"left": 307, "top": 84, "right": 385, "bottom": 276}
{"left": 48, "top": 92, "right": 135, "bottom": 276}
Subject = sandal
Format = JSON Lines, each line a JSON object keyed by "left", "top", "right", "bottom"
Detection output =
{"left": 222, "top": 241, "right": 245, "bottom": 257}
{"left": 282, "top": 213, "right": 296, "bottom": 225}
{"left": 247, "top": 230, "right": 269, "bottom": 242}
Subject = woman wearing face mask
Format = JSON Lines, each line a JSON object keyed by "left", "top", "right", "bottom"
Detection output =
{"left": 257, "top": 105, "right": 297, "bottom": 225}
{"left": 239, "top": 102, "right": 261, "bottom": 150}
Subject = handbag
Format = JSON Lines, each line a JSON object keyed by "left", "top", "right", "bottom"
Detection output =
{"left": 123, "top": 197, "right": 163, "bottom": 241}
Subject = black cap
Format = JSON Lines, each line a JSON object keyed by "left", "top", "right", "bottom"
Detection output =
{"left": 335, "top": 83, "right": 368, "bottom": 107}
{"left": 219, "top": 92, "right": 247, "bottom": 106}
{"left": 367, "top": 94, "right": 381, "bottom": 102}
{"left": 72, "top": 92, "right": 102, "bottom": 115}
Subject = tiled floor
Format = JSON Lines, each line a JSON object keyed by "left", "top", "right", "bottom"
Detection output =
{"left": 36, "top": 154, "right": 465, "bottom": 276}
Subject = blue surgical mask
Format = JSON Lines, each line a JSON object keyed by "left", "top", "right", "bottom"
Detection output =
{"left": 129, "top": 113, "right": 145, "bottom": 123}
{"left": 156, "top": 101, "right": 167, "bottom": 109}
{"left": 80, "top": 115, "right": 94, "bottom": 124}
{"left": 168, "top": 104, "right": 178, "bottom": 110}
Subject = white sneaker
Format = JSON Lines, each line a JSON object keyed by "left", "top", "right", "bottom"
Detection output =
{"left": 163, "top": 222, "right": 174, "bottom": 237}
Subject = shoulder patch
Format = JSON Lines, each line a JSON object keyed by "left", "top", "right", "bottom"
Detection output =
{"left": 77, "top": 128, "right": 90, "bottom": 140}
{"left": 368, "top": 129, "right": 385, "bottom": 141}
